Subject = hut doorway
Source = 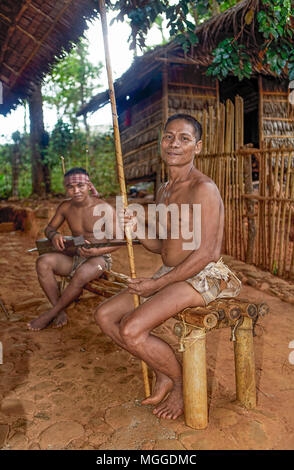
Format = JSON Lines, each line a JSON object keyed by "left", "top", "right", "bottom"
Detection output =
{"left": 220, "top": 77, "right": 260, "bottom": 148}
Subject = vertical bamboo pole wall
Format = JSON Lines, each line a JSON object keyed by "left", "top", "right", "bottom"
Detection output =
{"left": 196, "top": 95, "right": 294, "bottom": 278}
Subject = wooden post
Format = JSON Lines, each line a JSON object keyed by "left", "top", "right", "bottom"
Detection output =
{"left": 243, "top": 152, "right": 256, "bottom": 264}
{"left": 258, "top": 76, "right": 264, "bottom": 149}
{"left": 183, "top": 329, "right": 208, "bottom": 429}
{"left": 98, "top": 0, "right": 150, "bottom": 398}
{"left": 233, "top": 317, "right": 256, "bottom": 409}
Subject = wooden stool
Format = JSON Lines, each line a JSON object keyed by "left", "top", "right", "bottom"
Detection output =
{"left": 173, "top": 299, "right": 269, "bottom": 429}
{"left": 84, "top": 272, "right": 269, "bottom": 430}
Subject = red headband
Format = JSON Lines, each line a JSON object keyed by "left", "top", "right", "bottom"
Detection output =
{"left": 64, "top": 174, "right": 99, "bottom": 197}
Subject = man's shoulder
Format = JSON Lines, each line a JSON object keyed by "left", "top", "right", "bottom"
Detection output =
{"left": 90, "top": 196, "right": 113, "bottom": 206}
{"left": 56, "top": 198, "right": 71, "bottom": 212}
{"left": 190, "top": 173, "right": 220, "bottom": 199}
{"left": 89, "top": 196, "right": 115, "bottom": 212}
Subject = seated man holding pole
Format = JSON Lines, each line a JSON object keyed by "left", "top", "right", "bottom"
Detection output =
{"left": 94, "top": 114, "right": 241, "bottom": 420}
{"left": 28, "top": 167, "right": 120, "bottom": 331}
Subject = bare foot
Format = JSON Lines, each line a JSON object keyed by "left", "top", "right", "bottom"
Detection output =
{"left": 152, "top": 384, "right": 184, "bottom": 420}
{"left": 27, "top": 310, "right": 56, "bottom": 331}
{"left": 141, "top": 374, "right": 173, "bottom": 406}
{"left": 53, "top": 311, "right": 68, "bottom": 329}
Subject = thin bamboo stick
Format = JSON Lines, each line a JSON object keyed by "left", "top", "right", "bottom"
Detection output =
{"left": 202, "top": 110, "right": 207, "bottom": 155}
{"left": 219, "top": 103, "right": 225, "bottom": 154}
{"left": 240, "top": 154, "right": 246, "bottom": 260}
{"left": 98, "top": 0, "right": 150, "bottom": 398}
{"left": 263, "top": 117, "right": 294, "bottom": 122}
{"left": 283, "top": 167, "right": 294, "bottom": 275}
{"left": 278, "top": 153, "right": 292, "bottom": 276}
{"left": 270, "top": 149, "right": 279, "bottom": 270}
{"left": 168, "top": 92, "right": 216, "bottom": 100}
{"left": 259, "top": 76, "right": 264, "bottom": 150}
{"left": 273, "top": 149, "right": 285, "bottom": 273}
{"left": 168, "top": 82, "right": 216, "bottom": 90}
{"left": 225, "top": 154, "right": 231, "bottom": 254}
{"left": 208, "top": 106, "right": 214, "bottom": 154}
{"left": 231, "top": 154, "right": 236, "bottom": 257}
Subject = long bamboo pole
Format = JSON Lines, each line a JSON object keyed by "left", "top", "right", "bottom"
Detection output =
{"left": 98, "top": 0, "right": 150, "bottom": 398}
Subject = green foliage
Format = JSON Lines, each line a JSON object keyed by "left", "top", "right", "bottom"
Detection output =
{"left": 89, "top": 132, "right": 120, "bottom": 197}
{"left": 110, "top": 0, "right": 293, "bottom": 82}
{"left": 0, "top": 133, "right": 32, "bottom": 198}
{"left": 43, "top": 38, "right": 103, "bottom": 128}
{"left": 207, "top": 37, "right": 252, "bottom": 80}
{"left": 0, "top": 125, "right": 119, "bottom": 199}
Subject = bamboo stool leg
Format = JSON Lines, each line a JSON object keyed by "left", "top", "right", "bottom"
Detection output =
{"left": 183, "top": 329, "right": 208, "bottom": 429}
{"left": 233, "top": 317, "right": 256, "bottom": 408}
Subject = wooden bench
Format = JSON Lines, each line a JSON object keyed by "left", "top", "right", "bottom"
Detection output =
{"left": 80, "top": 270, "right": 269, "bottom": 429}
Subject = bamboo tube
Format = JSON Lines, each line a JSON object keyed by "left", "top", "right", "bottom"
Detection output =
{"left": 262, "top": 149, "right": 267, "bottom": 268}
{"left": 278, "top": 153, "right": 292, "bottom": 276}
{"left": 258, "top": 302, "right": 269, "bottom": 317}
{"left": 219, "top": 103, "right": 225, "bottom": 153}
{"left": 98, "top": 0, "right": 150, "bottom": 398}
{"left": 269, "top": 152, "right": 279, "bottom": 272}
{"left": 237, "top": 152, "right": 245, "bottom": 260}
{"left": 105, "top": 270, "right": 128, "bottom": 283}
{"left": 90, "top": 278, "right": 127, "bottom": 290}
{"left": 202, "top": 110, "right": 207, "bottom": 155}
{"left": 273, "top": 149, "right": 285, "bottom": 272}
{"left": 259, "top": 76, "right": 264, "bottom": 149}
{"left": 208, "top": 106, "right": 214, "bottom": 154}
{"left": 225, "top": 153, "right": 231, "bottom": 254}
{"left": 233, "top": 317, "right": 256, "bottom": 409}
{"left": 283, "top": 166, "right": 294, "bottom": 274}
{"left": 233, "top": 154, "right": 237, "bottom": 258}
{"left": 243, "top": 154, "right": 256, "bottom": 264}
{"left": 177, "top": 310, "right": 219, "bottom": 329}
{"left": 183, "top": 329, "right": 208, "bottom": 429}
{"left": 228, "top": 306, "right": 241, "bottom": 321}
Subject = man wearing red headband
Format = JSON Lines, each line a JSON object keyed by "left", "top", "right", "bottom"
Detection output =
{"left": 28, "top": 167, "right": 120, "bottom": 331}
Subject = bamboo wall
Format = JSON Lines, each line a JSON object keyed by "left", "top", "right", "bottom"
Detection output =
{"left": 195, "top": 147, "right": 294, "bottom": 279}
{"left": 119, "top": 65, "right": 219, "bottom": 181}
{"left": 260, "top": 76, "right": 294, "bottom": 148}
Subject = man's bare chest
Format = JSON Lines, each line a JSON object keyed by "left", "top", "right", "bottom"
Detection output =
{"left": 65, "top": 206, "right": 98, "bottom": 234}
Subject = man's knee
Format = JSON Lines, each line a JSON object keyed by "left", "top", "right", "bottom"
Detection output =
{"left": 119, "top": 318, "right": 145, "bottom": 349}
{"left": 94, "top": 303, "right": 110, "bottom": 330}
{"left": 36, "top": 255, "right": 52, "bottom": 276}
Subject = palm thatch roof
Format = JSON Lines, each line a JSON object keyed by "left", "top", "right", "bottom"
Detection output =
{"left": 77, "top": 0, "right": 288, "bottom": 117}
{"left": 0, "top": 0, "right": 98, "bottom": 115}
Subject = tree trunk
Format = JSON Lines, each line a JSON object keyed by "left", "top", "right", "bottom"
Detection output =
{"left": 11, "top": 144, "right": 20, "bottom": 198}
{"left": 28, "top": 83, "right": 50, "bottom": 195}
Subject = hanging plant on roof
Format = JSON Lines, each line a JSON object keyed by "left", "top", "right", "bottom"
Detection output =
{"left": 107, "top": 0, "right": 293, "bottom": 81}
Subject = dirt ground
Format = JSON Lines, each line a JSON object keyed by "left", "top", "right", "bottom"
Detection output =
{"left": 0, "top": 200, "right": 294, "bottom": 450}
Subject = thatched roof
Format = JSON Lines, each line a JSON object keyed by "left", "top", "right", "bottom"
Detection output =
{"left": 77, "top": 0, "right": 289, "bottom": 117}
{"left": 0, "top": 0, "right": 98, "bottom": 115}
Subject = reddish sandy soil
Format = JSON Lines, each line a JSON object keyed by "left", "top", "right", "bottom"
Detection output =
{"left": 0, "top": 200, "right": 294, "bottom": 450}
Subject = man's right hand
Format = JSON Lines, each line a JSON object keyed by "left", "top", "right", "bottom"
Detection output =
{"left": 51, "top": 233, "right": 65, "bottom": 251}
